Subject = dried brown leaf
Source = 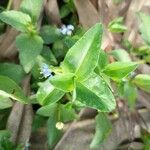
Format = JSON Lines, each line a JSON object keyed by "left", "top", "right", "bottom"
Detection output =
{"left": 74, "top": 0, "right": 100, "bottom": 28}
{"left": 45, "top": 0, "right": 61, "bottom": 25}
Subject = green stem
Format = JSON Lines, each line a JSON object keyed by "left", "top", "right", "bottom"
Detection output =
{"left": 57, "top": 104, "right": 61, "bottom": 122}
{"left": 137, "top": 60, "right": 146, "bottom": 64}
{"left": 72, "top": 81, "right": 76, "bottom": 102}
{"left": 72, "top": 88, "right": 76, "bottom": 102}
{"left": 6, "top": 0, "right": 13, "bottom": 10}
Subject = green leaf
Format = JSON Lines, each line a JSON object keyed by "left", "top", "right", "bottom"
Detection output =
{"left": 124, "top": 82, "right": 138, "bottom": 109}
{"left": 62, "top": 23, "right": 103, "bottom": 81}
{"left": 60, "top": 4, "right": 71, "bottom": 18}
{"left": 31, "top": 55, "right": 48, "bottom": 79}
{"left": 0, "top": 96, "right": 13, "bottom": 109}
{"left": 0, "top": 63, "right": 25, "bottom": 84}
{"left": 117, "top": 81, "right": 126, "bottom": 97}
{"left": 0, "top": 110, "right": 10, "bottom": 129}
{"left": 0, "top": 22, "right": 5, "bottom": 34}
{"left": 141, "top": 128, "right": 150, "bottom": 150}
{"left": 37, "top": 80, "right": 65, "bottom": 105}
{"left": 0, "top": 76, "right": 28, "bottom": 103}
{"left": 108, "top": 17, "right": 127, "bottom": 33}
{"left": 0, "top": 10, "right": 31, "bottom": 32}
{"left": 37, "top": 103, "right": 58, "bottom": 117}
{"left": 52, "top": 40, "right": 66, "bottom": 60}
{"left": 49, "top": 73, "right": 75, "bottom": 92}
{"left": 40, "top": 25, "right": 60, "bottom": 44}
{"left": 64, "top": 36, "right": 79, "bottom": 49}
{"left": 59, "top": 103, "right": 77, "bottom": 122}
{"left": 20, "top": 0, "right": 43, "bottom": 22}
{"left": 37, "top": 103, "right": 76, "bottom": 122}
{"left": 40, "top": 103, "right": 63, "bottom": 148}
{"left": 0, "top": 130, "right": 16, "bottom": 150}
{"left": 41, "top": 46, "right": 58, "bottom": 65}
{"left": 103, "top": 62, "right": 138, "bottom": 80}
{"left": 95, "top": 50, "right": 109, "bottom": 73}
{"left": 60, "top": 0, "right": 75, "bottom": 18}
{"left": 47, "top": 112, "right": 63, "bottom": 149}
{"left": 38, "top": 103, "right": 76, "bottom": 148}
{"left": 122, "top": 39, "right": 133, "bottom": 51}
{"left": 110, "top": 49, "right": 131, "bottom": 62}
{"left": 133, "top": 74, "right": 150, "bottom": 93}
{"left": 0, "top": 130, "right": 10, "bottom": 140}
{"left": 16, "top": 33, "right": 43, "bottom": 73}
{"left": 76, "top": 73, "right": 116, "bottom": 112}
{"left": 138, "top": 12, "right": 150, "bottom": 46}
{"left": 90, "top": 113, "right": 112, "bottom": 148}
{"left": 32, "top": 115, "right": 47, "bottom": 131}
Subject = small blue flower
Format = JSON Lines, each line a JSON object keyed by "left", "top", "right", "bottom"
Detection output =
{"left": 67, "top": 25, "right": 74, "bottom": 30}
{"left": 40, "top": 64, "right": 52, "bottom": 78}
{"left": 61, "top": 25, "right": 68, "bottom": 35}
{"left": 59, "top": 24, "right": 74, "bottom": 36}
{"left": 66, "top": 30, "right": 72, "bottom": 36}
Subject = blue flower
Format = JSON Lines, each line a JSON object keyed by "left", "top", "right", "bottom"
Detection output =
{"left": 67, "top": 25, "right": 74, "bottom": 30}
{"left": 59, "top": 24, "right": 74, "bottom": 36}
{"left": 40, "top": 64, "right": 52, "bottom": 78}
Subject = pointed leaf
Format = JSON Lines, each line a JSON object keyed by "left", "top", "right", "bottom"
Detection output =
{"left": 138, "top": 12, "right": 150, "bottom": 46}
{"left": 0, "top": 76, "right": 28, "bottom": 103}
{"left": 37, "top": 80, "right": 65, "bottom": 105}
{"left": 49, "top": 73, "right": 75, "bottom": 92}
{"left": 90, "top": 113, "right": 112, "bottom": 148}
{"left": 40, "top": 25, "right": 60, "bottom": 44}
{"left": 59, "top": 103, "right": 77, "bottom": 122}
{"left": 0, "top": 10, "right": 31, "bottom": 32}
{"left": 41, "top": 46, "right": 58, "bottom": 65}
{"left": 62, "top": 23, "right": 103, "bottom": 81}
{"left": 0, "top": 63, "right": 25, "bottom": 84}
{"left": 20, "top": 0, "right": 43, "bottom": 22}
{"left": 37, "top": 103, "right": 58, "bottom": 117}
{"left": 16, "top": 33, "right": 43, "bottom": 73}
{"left": 76, "top": 73, "right": 116, "bottom": 112}
{"left": 0, "top": 96, "right": 13, "bottom": 109}
{"left": 124, "top": 82, "right": 138, "bottom": 108}
{"left": 110, "top": 49, "right": 131, "bottom": 62}
{"left": 37, "top": 103, "right": 76, "bottom": 122}
{"left": 133, "top": 74, "right": 150, "bottom": 93}
{"left": 96, "top": 50, "right": 109, "bottom": 73}
{"left": 108, "top": 17, "right": 127, "bottom": 33}
{"left": 103, "top": 62, "right": 138, "bottom": 80}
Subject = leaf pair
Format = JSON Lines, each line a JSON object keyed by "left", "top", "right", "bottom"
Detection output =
{"left": 37, "top": 23, "right": 116, "bottom": 112}
{"left": 49, "top": 23, "right": 103, "bottom": 92}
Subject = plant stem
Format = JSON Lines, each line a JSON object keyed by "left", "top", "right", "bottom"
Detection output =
{"left": 137, "top": 60, "right": 146, "bottom": 64}
{"left": 6, "top": 0, "right": 13, "bottom": 10}
{"left": 72, "top": 87, "right": 76, "bottom": 102}
{"left": 72, "top": 78, "right": 77, "bottom": 102}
